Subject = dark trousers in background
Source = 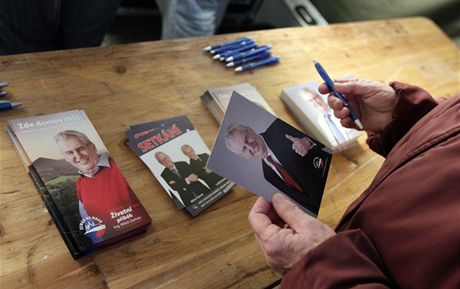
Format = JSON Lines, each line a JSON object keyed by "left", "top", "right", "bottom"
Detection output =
{"left": 0, "top": 0, "right": 121, "bottom": 55}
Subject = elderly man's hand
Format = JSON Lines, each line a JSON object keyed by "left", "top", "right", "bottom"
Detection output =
{"left": 248, "top": 193, "right": 335, "bottom": 275}
{"left": 285, "top": 134, "right": 314, "bottom": 156}
{"left": 319, "top": 79, "right": 396, "bottom": 133}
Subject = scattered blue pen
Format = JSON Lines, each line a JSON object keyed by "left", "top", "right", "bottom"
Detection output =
{"left": 213, "top": 42, "right": 257, "bottom": 60}
{"left": 218, "top": 44, "right": 258, "bottom": 61}
{"left": 204, "top": 37, "right": 251, "bottom": 52}
{"left": 226, "top": 45, "right": 271, "bottom": 62}
{"left": 226, "top": 51, "right": 271, "bottom": 67}
{"left": 235, "top": 56, "right": 279, "bottom": 72}
{"left": 218, "top": 41, "right": 257, "bottom": 57}
{"left": 211, "top": 40, "right": 254, "bottom": 55}
{"left": 0, "top": 100, "right": 22, "bottom": 111}
{"left": 313, "top": 59, "right": 363, "bottom": 130}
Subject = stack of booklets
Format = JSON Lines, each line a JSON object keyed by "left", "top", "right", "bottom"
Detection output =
{"left": 281, "top": 81, "right": 362, "bottom": 152}
{"left": 6, "top": 110, "right": 152, "bottom": 259}
{"left": 125, "top": 115, "right": 234, "bottom": 217}
{"left": 201, "top": 82, "right": 275, "bottom": 123}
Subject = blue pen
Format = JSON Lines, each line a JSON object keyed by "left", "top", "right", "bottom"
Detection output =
{"left": 204, "top": 37, "right": 251, "bottom": 52}
{"left": 213, "top": 42, "right": 257, "bottom": 60}
{"left": 217, "top": 41, "right": 257, "bottom": 58}
{"left": 235, "top": 57, "right": 279, "bottom": 72}
{"left": 313, "top": 59, "right": 363, "bottom": 129}
{"left": 0, "top": 82, "right": 8, "bottom": 88}
{"left": 211, "top": 40, "right": 254, "bottom": 55}
{"left": 219, "top": 43, "right": 257, "bottom": 61}
{"left": 0, "top": 100, "right": 22, "bottom": 111}
{"left": 226, "top": 45, "right": 271, "bottom": 62}
{"left": 226, "top": 51, "right": 271, "bottom": 67}
{"left": 207, "top": 37, "right": 251, "bottom": 52}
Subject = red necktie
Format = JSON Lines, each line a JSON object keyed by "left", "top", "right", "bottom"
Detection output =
{"left": 266, "top": 155, "right": 304, "bottom": 193}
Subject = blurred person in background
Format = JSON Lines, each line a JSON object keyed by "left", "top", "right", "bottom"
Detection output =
{"left": 156, "top": 0, "right": 230, "bottom": 39}
{"left": 0, "top": 0, "right": 121, "bottom": 55}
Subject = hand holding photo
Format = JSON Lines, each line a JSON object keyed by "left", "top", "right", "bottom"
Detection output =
{"left": 207, "top": 92, "right": 332, "bottom": 216}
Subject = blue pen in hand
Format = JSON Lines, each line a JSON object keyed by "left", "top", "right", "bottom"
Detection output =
{"left": 235, "top": 57, "right": 279, "bottom": 72}
{"left": 313, "top": 59, "right": 363, "bottom": 130}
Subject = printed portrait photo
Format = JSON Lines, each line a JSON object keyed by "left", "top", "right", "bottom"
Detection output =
{"left": 140, "top": 130, "right": 222, "bottom": 208}
{"left": 207, "top": 92, "right": 332, "bottom": 216}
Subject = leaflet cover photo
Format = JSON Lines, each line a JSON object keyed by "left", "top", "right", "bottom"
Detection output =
{"left": 7, "top": 110, "right": 152, "bottom": 259}
{"left": 126, "top": 115, "right": 234, "bottom": 217}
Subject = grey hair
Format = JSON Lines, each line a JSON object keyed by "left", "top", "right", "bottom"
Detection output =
{"left": 54, "top": 130, "right": 92, "bottom": 145}
{"left": 154, "top": 151, "right": 166, "bottom": 161}
{"left": 180, "top": 144, "right": 193, "bottom": 153}
{"left": 225, "top": 123, "right": 252, "bottom": 153}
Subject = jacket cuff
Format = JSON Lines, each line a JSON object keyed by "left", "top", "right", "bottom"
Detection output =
{"left": 367, "top": 82, "right": 437, "bottom": 157}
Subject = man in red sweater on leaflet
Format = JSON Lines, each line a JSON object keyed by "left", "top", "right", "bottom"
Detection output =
{"left": 55, "top": 130, "right": 146, "bottom": 243}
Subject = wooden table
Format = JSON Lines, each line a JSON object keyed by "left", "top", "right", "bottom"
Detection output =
{"left": 1, "top": 17, "right": 459, "bottom": 289}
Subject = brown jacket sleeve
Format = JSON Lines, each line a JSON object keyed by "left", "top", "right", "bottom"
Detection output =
{"left": 281, "top": 83, "right": 447, "bottom": 289}
{"left": 366, "top": 82, "right": 437, "bottom": 157}
{"left": 281, "top": 230, "right": 395, "bottom": 288}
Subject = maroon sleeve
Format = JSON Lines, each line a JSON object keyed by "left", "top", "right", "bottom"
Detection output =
{"left": 281, "top": 230, "right": 394, "bottom": 289}
{"left": 366, "top": 82, "right": 438, "bottom": 157}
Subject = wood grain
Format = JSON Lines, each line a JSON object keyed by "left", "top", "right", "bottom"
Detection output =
{"left": 0, "top": 17, "right": 459, "bottom": 289}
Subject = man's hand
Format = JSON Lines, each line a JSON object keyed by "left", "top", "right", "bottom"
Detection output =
{"left": 186, "top": 173, "right": 199, "bottom": 182}
{"left": 319, "top": 79, "right": 396, "bottom": 133}
{"left": 204, "top": 167, "right": 213, "bottom": 174}
{"left": 248, "top": 193, "right": 335, "bottom": 275}
{"left": 285, "top": 134, "right": 314, "bottom": 156}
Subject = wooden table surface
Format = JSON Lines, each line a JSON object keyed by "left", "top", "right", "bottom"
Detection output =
{"left": 1, "top": 17, "right": 459, "bottom": 289}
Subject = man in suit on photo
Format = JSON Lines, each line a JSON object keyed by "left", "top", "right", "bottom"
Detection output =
{"left": 225, "top": 119, "right": 331, "bottom": 215}
{"left": 181, "top": 144, "right": 224, "bottom": 189}
{"left": 155, "top": 151, "right": 210, "bottom": 206}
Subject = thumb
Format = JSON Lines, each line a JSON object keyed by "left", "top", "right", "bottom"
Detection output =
{"left": 272, "top": 193, "right": 309, "bottom": 232}
{"left": 333, "top": 82, "right": 359, "bottom": 96}
{"left": 285, "top": 134, "right": 295, "bottom": 142}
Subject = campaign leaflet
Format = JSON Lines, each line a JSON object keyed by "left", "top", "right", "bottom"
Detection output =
{"left": 126, "top": 115, "right": 234, "bottom": 217}
{"left": 207, "top": 92, "right": 332, "bottom": 217}
{"left": 6, "top": 110, "right": 152, "bottom": 259}
{"left": 281, "top": 81, "right": 362, "bottom": 151}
